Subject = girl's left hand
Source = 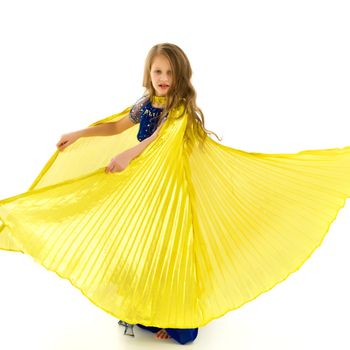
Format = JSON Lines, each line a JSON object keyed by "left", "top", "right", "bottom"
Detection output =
{"left": 105, "top": 153, "right": 131, "bottom": 173}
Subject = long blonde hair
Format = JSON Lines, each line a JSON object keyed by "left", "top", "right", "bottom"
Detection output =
{"left": 141, "top": 43, "right": 222, "bottom": 147}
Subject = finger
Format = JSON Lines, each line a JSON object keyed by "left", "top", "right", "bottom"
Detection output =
{"left": 112, "top": 165, "right": 120, "bottom": 173}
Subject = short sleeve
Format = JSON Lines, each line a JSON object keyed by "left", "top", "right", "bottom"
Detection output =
{"left": 129, "top": 95, "right": 149, "bottom": 124}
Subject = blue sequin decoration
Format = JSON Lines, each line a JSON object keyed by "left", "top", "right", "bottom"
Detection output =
{"left": 137, "top": 100, "right": 168, "bottom": 142}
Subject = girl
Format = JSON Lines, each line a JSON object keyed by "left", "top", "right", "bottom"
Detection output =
{"left": 57, "top": 44, "right": 207, "bottom": 345}
{"left": 1, "top": 42, "right": 350, "bottom": 346}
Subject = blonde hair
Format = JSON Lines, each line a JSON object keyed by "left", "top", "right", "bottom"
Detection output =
{"left": 141, "top": 42, "right": 222, "bottom": 148}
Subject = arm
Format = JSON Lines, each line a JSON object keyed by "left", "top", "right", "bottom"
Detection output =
{"left": 76, "top": 114, "right": 138, "bottom": 138}
{"left": 58, "top": 103, "right": 143, "bottom": 152}
{"left": 75, "top": 121, "right": 118, "bottom": 138}
{"left": 75, "top": 95, "right": 148, "bottom": 138}
{"left": 123, "top": 129, "right": 158, "bottom": 159}
{"left": 120, "top": 118, "right": 165, "bottom": 159}
{"left": 105, "top": 118, "right": 166, "bottom": 173}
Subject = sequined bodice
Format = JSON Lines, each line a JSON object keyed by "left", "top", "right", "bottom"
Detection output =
{"left": 129, "top": 95, "right": 169, "bottom": 142}
{"left": 137, "top": 100, "right": 165, "bottom": 141}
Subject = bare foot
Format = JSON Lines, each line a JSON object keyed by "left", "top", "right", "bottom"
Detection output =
{"left": 155, "top": 329, "right": 171, "bottom": 340}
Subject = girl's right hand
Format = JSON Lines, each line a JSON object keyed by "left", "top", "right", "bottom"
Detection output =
{"left": 56, "top": 131, "right": 81, "bottom": 151}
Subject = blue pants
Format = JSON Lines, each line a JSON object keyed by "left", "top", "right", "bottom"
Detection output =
{"left": 136, "top": 323, "right": 199, "bottom": 345}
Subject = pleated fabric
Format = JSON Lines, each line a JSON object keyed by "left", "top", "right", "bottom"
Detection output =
{"left": 1, "top": 101, "right": 350, "bottom": 329}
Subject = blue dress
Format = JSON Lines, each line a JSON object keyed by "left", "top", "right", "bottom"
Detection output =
{"left": 128, "top": 95, "right": 168, "bottom": 141}
{"left": 118, "top": 96, "right": 199, "bottom": 345}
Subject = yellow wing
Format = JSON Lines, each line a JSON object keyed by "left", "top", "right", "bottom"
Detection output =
{"left": 1, "top": 101, "right": 350, "bottom": 328}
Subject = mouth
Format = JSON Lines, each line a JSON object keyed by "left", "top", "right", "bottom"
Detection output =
{"left": 159, "top": 84, "right": 169, "bottom": 89}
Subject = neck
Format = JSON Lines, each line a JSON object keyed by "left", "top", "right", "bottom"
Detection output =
{"left": 151, "top": 95, "right": 167, "bottom": 107}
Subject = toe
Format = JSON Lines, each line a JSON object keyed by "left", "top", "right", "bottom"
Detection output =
{"left": 162, "top": 330, "right": 169, "bottom": 339}
{"left": 155, "top": 330, "right": 162, "bottom": 338}
{"left": 156, "top": 329, "right": 168, "bottom": 339}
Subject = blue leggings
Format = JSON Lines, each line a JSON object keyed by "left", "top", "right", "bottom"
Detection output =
{"left": 136, "top": 323, "right": 199, "bottom": 345}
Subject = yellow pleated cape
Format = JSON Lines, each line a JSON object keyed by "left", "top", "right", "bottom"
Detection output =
{"left": 1, "top": 100, "right": 350, "bottom": 329}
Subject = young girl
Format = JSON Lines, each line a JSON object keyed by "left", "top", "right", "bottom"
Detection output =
{"left": 1, "top": 42, "right": 350, "bottom": 346}
{"left": 57, "top": 44, "right": 206, "bottom": 345}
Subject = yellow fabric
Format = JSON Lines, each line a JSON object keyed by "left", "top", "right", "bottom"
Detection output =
{"left": 1, "top": 99, "right": 350, "bottom": 329}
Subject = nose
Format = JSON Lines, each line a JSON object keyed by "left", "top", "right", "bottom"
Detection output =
{"left": 159, "top": 74, "right": 170, "bottom": 83}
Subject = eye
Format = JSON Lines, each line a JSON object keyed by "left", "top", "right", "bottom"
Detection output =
{"left": 154, "top": 69, "right": 172, "bottom": 74}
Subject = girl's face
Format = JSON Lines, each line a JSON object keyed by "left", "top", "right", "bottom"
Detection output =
{"left": 150, "top": 55, "right": 173, "bottom": 97}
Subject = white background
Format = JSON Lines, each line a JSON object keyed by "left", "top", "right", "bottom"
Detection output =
{"left": 0, "top": 0, "right": 350, "bottom": 349}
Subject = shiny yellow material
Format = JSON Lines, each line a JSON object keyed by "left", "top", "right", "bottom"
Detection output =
{"left": 1, "top": 98, "right": 350, "bottom": 329}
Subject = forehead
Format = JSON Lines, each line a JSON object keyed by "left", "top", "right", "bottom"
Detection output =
{"left": 151, "top": 55, "right": 171, "bottom": 69}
